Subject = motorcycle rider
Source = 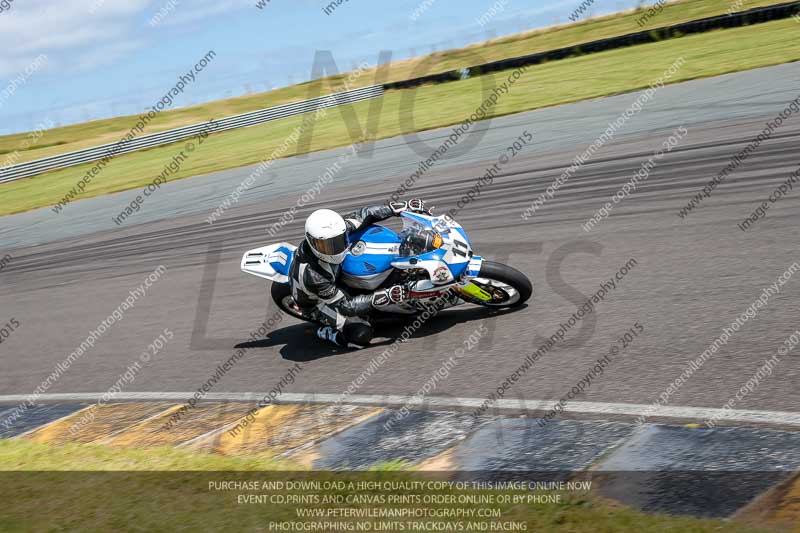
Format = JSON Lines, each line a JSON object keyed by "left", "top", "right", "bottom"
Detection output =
{"left": 290, "top": 199, "right": 429, "bottom": 348}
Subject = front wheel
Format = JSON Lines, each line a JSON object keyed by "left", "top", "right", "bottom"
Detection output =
{"left": 270, "top": 283, "right": 319, "bottom": 323}
{"left": 459, "top": 261, "right": 532, "bottom": 308}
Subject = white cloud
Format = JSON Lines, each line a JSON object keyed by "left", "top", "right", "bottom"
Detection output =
{"left": 0, "top": 0, "right": 256, "bottom": 77}
{"left": 0, "top": 0, "right": 152, "bottom": 76}
{"left": 75, "top": 39, "right": 146, "bottom": 71}
{"left": 148, "top": 0, "right": 252, "bottom": 27}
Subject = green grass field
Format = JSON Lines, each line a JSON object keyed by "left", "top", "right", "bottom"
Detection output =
{"left": 0, "top": 439, "right": 776, "bottom": 532}
{"left": 0, "top": 0, "right": 786, "bottom": 163}
{"left": 2, "top": 16, "right": 798, "bottom": 218}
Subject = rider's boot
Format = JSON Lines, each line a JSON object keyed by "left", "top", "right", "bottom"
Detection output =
{"left": 317, "top": 323, "right": 372, "bottom": 349}
{"left": 316, "top": 326, "right": 345, "bottom": 347}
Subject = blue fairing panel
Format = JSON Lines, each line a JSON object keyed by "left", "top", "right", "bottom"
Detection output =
{"left": 348, "top": 225, "right": 400, "bottom": 245}
{"left": 269, "top": 246, "right": 295, "bottom": 276}
{"left": 343, "top": 253, "right": 394, "bottom": 276}
{"left": 449, "top": 261, "right": 468, "bottom": 279}
{"left": 343, "top": 225, "right": 402, "bottom": 277}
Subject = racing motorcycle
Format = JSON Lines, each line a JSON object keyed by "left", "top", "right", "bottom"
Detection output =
{"left": 241, "top": 211, "right": 532, "bottom": 320}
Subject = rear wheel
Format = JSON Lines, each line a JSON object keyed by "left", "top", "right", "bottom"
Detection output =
{"left": 459, "top": 261, "right": 532, "bottom": 308}
{"left": 270, "top": 283, "right": 318, "bottom": 323}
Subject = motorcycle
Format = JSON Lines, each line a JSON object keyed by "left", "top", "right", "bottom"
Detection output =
{"left": 241, "top": 211, "right": 532, "bottom": 321}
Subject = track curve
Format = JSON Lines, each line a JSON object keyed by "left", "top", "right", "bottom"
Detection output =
{"left": 1, "top": 63, "right": 799, "bottom": 422}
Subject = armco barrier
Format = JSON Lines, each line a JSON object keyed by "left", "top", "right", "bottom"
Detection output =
{"left": 384, "top": 0, "right": 800, "bottom": 89}
{"left": 0, "top": 85, "right": 383, "bottom": 184}
{"left": 2, "top": 1, "right": 798, "bottom": 184}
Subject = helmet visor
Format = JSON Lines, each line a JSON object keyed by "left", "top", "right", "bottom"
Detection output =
{"left": 307, "top": 232, "right": 348, "bottom": 257}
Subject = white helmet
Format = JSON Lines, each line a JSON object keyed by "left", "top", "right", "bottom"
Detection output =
{"left": 305, "top": 209, "right": 348, "bottom": 264}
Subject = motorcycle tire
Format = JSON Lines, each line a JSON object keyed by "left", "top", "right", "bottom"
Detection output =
{"left": 468, "top": 261, "right": 533, "bottom": 307}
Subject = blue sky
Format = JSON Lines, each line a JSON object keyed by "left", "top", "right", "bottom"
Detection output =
{"left": 0, "top": 0, "right": 641, "bottom": 134}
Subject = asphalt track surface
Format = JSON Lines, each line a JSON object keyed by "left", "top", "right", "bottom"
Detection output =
{"left": 1, "top": 62, "right": 799, "bottom": 424}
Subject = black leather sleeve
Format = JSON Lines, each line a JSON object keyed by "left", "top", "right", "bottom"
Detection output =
{"left": 302, "top": 267, "right": 374, "bottom": 317}
{"left": 341, "top": 204, "right": 395, "bottom": 232}
{"left": 332, "top": 294, "right": 373, "bottom": 316}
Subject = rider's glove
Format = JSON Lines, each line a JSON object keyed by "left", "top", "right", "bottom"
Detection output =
{"left": 372, "top": 285, "right": 410, "bottom": 307}
{"left": 407, "top": 198, "right": 427, "bottom": 213}
{"left": 388, "top": 198, "right": 428, "bottom": 215}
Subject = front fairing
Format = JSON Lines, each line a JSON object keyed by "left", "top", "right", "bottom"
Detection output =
{"left": 392, "top": 212, "right": 475, "bottom": 282}
{"left": 341, "top": 212, "right": 481, "bottom": 286}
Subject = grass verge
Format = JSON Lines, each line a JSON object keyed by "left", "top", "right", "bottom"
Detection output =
{"left": 0, "top": 438, "right": 298, "bottom": 471}
{"left": 2, "top": 17, "right": 800, "bottom": 217}
{"left": 0, "top": 0, "right": 787, "bottom": 162}
{"left": 0, "top": 439, "right": 776, "bottom": 532}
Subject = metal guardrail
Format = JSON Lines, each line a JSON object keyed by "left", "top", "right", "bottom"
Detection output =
{"left": 2, "top": 1, "right": 798, "bottom": 184}
{"left": 0, "top": 85, "right": 383, "bottom": 184}
{"left": 384, "top": 0, "right": 800, "bottom": 89}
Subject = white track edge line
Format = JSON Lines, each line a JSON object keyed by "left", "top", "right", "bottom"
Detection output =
{"left": 1, "top": 393, "right": 799, "bottom": 426}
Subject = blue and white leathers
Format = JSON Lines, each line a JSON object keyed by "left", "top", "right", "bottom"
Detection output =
{"left": 241, "top": 212, "right": 485, "bottom": 313}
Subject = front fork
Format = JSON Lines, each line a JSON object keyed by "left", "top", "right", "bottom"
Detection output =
{"left": 453, "top": 255, "right": 493, "bottom": 303}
